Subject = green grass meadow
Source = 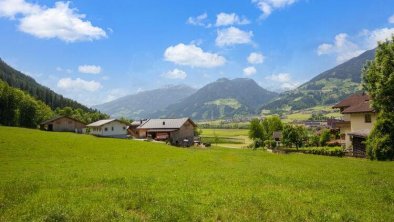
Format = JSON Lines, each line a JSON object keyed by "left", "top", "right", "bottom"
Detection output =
{"left": 1, "top": 126, "right": 394, "bottom": 221}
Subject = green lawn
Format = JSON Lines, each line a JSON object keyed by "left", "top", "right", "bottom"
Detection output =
{"left": 1, "top": 126, "right": 394, "bottom": 221}
{"left": 200, "top": 129, "right": 251, "bottom": 148}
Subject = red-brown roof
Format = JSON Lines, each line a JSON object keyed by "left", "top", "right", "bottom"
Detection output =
{"left": 332, "top": 93, "right": 370, "bottom": 109}
{"left": 342, "top": 100, "right": 374, "bottom": 114}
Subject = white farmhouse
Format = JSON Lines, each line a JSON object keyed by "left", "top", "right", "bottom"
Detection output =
{"left": 87, "top": 119, "right": 128, "bottom": 138}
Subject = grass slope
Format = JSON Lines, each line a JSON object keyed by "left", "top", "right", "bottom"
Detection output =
{"left": 0, "top": 127, "right": 393, "bottom": 221}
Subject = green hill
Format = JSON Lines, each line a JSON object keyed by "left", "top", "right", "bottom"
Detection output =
{"left": 262, "top": 49, "right": 375, "bottom": 111}
{"left": 1, "top": 126, "right": 393, "bottom": 221}
{"left": 160, "top": 78, "right": 278, "bottom": 119}
{"left": 0, "top": 59, "right": 94, "bottom": 112}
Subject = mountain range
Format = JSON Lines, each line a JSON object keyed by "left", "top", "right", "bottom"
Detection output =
{"left": 156, "top": 78, "right": 277, "bottom": 119}
{"left": 261, "top": 48, "right": 375, "bottom": 111}
{"left": 93, "top": 85, "right": 197, "bottom": 119}
{"left": 0, "top": 48, "right": 376, "bottom": 120}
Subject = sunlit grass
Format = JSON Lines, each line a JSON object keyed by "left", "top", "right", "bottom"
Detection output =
{"left": 0, "top": 126, "right": 393, "bottom": 221}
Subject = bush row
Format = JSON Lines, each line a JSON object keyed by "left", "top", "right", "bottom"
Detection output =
{"left": 282, "top": 147, "right": 345, "bottom": 157}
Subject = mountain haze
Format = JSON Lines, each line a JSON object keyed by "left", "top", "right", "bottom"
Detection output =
{"left": 93, "top": 85, "right": 197, "bottom": 119}
{"left": 262, "top": 48, "right": 375, "bottom": 111}
{"left": 158, "top": 78, "right": 278, "bottom": 120}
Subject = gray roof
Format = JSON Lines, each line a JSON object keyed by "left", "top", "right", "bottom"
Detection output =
{"left": 40, "top": 116, "right": 86, "bottom": 125}
{"left": 87, "top": 119, "right": 125, "bottom": 127}
{"left": 137, "top": 118, "right": 196, "bottom": 129}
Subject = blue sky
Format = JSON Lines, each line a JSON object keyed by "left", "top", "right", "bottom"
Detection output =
{"left": 1, "top": 0, "right": 394, "bottom": 106}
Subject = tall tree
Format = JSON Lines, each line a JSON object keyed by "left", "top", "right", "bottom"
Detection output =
{"left": 363, "top": 36, "right": 394, "bottom": 160}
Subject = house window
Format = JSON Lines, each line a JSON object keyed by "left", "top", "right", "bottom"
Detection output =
{"left": 123, "top": 127, "right": 126, "bottom": 130}
{"left": 104, "top": 127, "right": 108, "bottom": 131}
{"left": 365, "top": 114, "right": 371, "bottom": 123}
{"left": 111, "top": 127, "right": 114, "bottom": 131}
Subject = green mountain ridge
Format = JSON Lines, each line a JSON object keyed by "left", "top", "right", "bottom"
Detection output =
{"left": 158, "top": 78, "right": 278, "bottom": 120}
{"left": 262, "top": 48, "right": 376, "bottom": 111}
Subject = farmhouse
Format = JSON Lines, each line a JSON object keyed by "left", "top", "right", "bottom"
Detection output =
{"left": 131, "top": 118, "right": 196, "bottom": 146}
{"left": 87, "top": 119, "right": 128, "bottom": 138}
{"left": 40, "top": 116, "right": 86, "bottom": 133}
{"left": 333, "top": 93, "right": 376, "bottom": 157}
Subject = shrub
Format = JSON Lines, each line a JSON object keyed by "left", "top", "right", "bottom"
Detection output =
{"left": 282, "top": 147, "right": 344, "bottom": 157}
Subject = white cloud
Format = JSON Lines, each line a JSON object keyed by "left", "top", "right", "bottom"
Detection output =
{"left": 265, "top": 73, "right": 299, "bottom": 90}
{"left": 389, "top": 15, "right": 394, "bottom": 24}
{"left": 78, "top": 65, "right": 102, "bottom": 74}
{"left": 187, "top": 13, "right": 211, "bottom": 27}
{"left": 0, "top": 0, "right": 106, "bottom": 42}
{"left": 0, "top": 0, "right": 40, "bottom": 18}
{"left": 57, "top": 77, "right": 102, "bottom": 92}
{"left": 252, "top": 0, "right": 297, "bottom": 18}
{"left": 317, "top": 33, "right": 365, "bottom": 63}
{"left": 243, "top": 66, "right": 257, "bottom": 76}
{"left": 247, "top": 52, "right": 265, "bottom": 64}
{"left": 164, "top": 43, "right": 226, "bottom": 68}
{"left": 162, "top": 68, "right": 187, "bottom": 79}
{"left": 215, "top": 12, "right": 250, "bottom": 26}
{"left": 216, "top": 26, "right": 253, "bottom": 47}
{"left": 362, "top": 28, "right": 394, "bottom": 48}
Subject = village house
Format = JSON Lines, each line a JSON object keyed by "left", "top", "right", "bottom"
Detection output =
{"left": 40, "top": 116, "right": 86, "bottom": 133}
{"left": 333, "top": 93, "right": 376, "bottom": 157}
{"left": 86, "top": 119, "right": 128, "bottom": 138}
{"left": 130, "top": 118, "right": 196, "bottom": 146}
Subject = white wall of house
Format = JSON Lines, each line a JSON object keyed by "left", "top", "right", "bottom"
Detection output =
{"left": 342, "top": 112, "right": 376, "bottom": 148}
{"left": 89, "top": 121, "right": 128, "bottom": 138}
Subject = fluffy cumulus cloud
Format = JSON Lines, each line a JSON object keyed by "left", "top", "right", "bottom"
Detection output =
{"left": 389, "top": 14, "right": 394, "bottom": 24}
{"left": 0, "top": 0, "right": 106, "bottom": 42}
{"left": 243, "top": 66, "right": 257, "bottom": 76}
{"left": 186, "top": 13, "right": 211, "bottom": 28}
{"left": 164, "top": 43, "right": 226, "bottom": 68}
{"left": 265, "top": 73, "right": 300, "bottom": 90}
{"left": 362, "top": 28, "right": 394, "bottom": 49}
{"left": 215, "top": 12, "right": 250, "bottom": 26}
{"left": 0, "top": 0, "right": 41, "bottom": 18}
{"left": 78, "top": 65, "right": 102, "bottom": 74}
{"left": 252, "top": 0, "right": 297, "bottom": 18}
{"left": 317, "top": 33, "right": 365, "bottom": 63}
{"left": 57, "top": 77, "right": 102, "bottom": 92}
{"left": 247, "top": 52, "right": 265, "bottom": 64}
{"left": 317, "top": 28, "right": 394, "bottom": 63}
{"left": 216, "top": 27, "right": 253, "bottom": 47}
{"left": 162, "top": 68, "right": 187, "bottom": 79}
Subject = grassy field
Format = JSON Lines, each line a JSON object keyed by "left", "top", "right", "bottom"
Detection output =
{"left": 1, "top": 127, "right": 394, "bottom": 221}
{"left": 200, "top": 129, "right": 251, "bottom": 148}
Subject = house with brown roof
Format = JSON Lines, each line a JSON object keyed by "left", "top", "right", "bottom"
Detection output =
{"left": 131, "top": 118, "right": 197, "bottom": 146}
{"left": 40, "top": 116, "right": 86, "bottom": 133}
{"left": 332, "top": 93, "right": 376, "bottom": 157}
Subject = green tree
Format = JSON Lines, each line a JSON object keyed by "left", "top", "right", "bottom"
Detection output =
{"left": 248, "top": 118, "right": 264, "bottom": 141}
{"left": 319, "top": 129, "right": 331, "bottom": 146}
{"left": 282, "top": 124, "right": 308, "bottom": 150}
{"left": 262, "top": 116, "right": 283, "bottom": 139}
{"left": 362, "top": 36, "right": 394, "bottom": 160}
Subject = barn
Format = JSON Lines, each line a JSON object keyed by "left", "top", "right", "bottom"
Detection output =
{"left": 40, "top": 116, "right": 86, "bottom": 133}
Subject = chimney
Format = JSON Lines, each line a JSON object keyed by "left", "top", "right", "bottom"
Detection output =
{"left": 140, "top": 120, "right": 142, "bottom": 124}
